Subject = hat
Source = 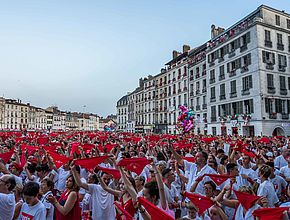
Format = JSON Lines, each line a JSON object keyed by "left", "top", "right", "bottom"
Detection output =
{"left": 162, "top": 168, "right": 172, "bottom": 177}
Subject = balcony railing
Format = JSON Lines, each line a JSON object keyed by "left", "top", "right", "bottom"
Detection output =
{"left": 196, "top": 74, "right": 200, "bottom": 79}
{"left": 210, "top": 97, "right": 216, "bottom": 102}
{"left": 230, "top": 92, "right": 237, "bottom": 98}
{"left": 267, "top": 87, "right": 276, "bottom": 94}
{"left": 190, "top": 76, "right": 194, "bottom": 80}
{"left": 209, "top": 61, "right": 215, "bottom": 67}
{"left": 219, "top": 94, "right": 226, "bottom": 100}
{"left": 202, "top": 87, "right": 207, "bottom": 93}
{"left": 269, "top": 113, "right": 277, "bottom": 119}
{"left": 241, "top": 65, "right": 249, "bottom": 73}
{"left": 196, "top": 105, "right": 200, "bottom": 111}
{"left": 202, "top": 104, "right": 207, "bottom": 109}
{"left": 211, "top": 117, "right": 217, "bottom": 122}
{"left": 265, "top": 40, "right": 272, "bottom": 48}
{"left": 202, "top": 70, "right": 206, "bottom": 76}
{"left": 280, "top": 89, "right": 287, "bottom": 95}
{"left": 196, "top": 90, "right": 200, "bottom": 95}
{"left": 183, "top": 87, "right": 187, "bottom": 91}
{"left": 190, "top": 92, "right": 194, "bottom": 96}
{"left": 282, "top": 113, "right": 289, "bottom": 119}
{"left": 228, "top": 51, "right": 236, "bottom": 58}
{"left": 278, "top": 66, "right": 286, "bottom": 72}
{"left": 210, "top": 78, "right": 216, "bottom": 84}
{"left": 229, "top": 70, "right": 236, "bottom": 77}
{"left": 241, "top": 89, "right": 250, "bottom": 96}
{"left": 240, "top": 44, "right": 248, "bottom": 53}
{"left": 219, "top": 74, "right": 225, "bottom": 81}
{"left": 178, "top": 89, "right": 182, "bottom": 93}
{"left": 218, "top": 57, "right": 224, "bottom": 63}
{"left": 277, "top": 43, "right": 284, "bottom": 51}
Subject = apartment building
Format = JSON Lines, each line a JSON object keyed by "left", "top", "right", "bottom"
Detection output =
{"left": 116, "top": 94, "right": 128, "bottom": 131}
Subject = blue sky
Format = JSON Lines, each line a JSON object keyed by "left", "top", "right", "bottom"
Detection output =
{"left": 0, "top": 1, "right": 288, "bottom": 116}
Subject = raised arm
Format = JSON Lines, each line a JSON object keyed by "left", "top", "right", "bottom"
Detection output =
{"left": 47, "top": 192, "right": 77, "bottom": 216}
{"left": 168, "top": 144, "right": 184, "bottom": 167}
{"left": 152, "top": 163, "right": 167, "bottom": 210}
{"left": 97, "top": 174, "right": 122, "bottom": 197}
{"left": 70, "top": 164, "right": 89, "bottom": 191}
{"left": 119, "top": 167, "right": 137, "bottom": 202}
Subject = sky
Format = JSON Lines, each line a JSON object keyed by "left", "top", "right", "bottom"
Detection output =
{"left": 0, "top": 1, "right": 289, "bottom": 117}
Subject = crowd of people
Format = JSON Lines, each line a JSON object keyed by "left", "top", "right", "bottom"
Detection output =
{"left": 0, "top": 130, "right": 289, "bottom": 219}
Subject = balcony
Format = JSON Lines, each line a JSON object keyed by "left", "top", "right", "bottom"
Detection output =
{"left": 219, "top": 94, "right": 226, "bottom": 100}
{"left": 196, "top": 105, "right": 201, "bottom": 111}
{"left": 209, "top": 61, "right": 215, "bottom": 67}
{"left": 210, "top": 97, "right": 216, "bottom": 102}
{"left": 190, "top": 92, "right": 194, "bottom": 97}
{"left": 202, "top": 87, "right": 207, "bottom": 93}
{"left": 196, "top": 90, "right": 200, "bottom": 95}
{"left": 196, "top": 74, "right": 200, "bottom": 79}
{"left": 265, "top": 40, "right": 272, "bottom": 48}
{"left": 211, "top": 117, "right": 217, "bottom": 122}
{"left": 241, "top": 65, "right": 249, "bottom": 73}
{"left": 178, "top": 89, "right": 182, "bottom": 93}
{"left": 269, "top": 113, "right": 277, "bottom": 119}
{"left": 267, "top": 87, "right": 276, "bottom": 94}
{"left": 241, "top": 89, "right": 250, "bottom": 96}
{"left": 266, "top": 64, "right": 274, "bottom": 70}
{"left": 277, "top": 43, "right": 284, "bottom": 51}
{"left": 228, "top": 51, "right": 236, "bottom": 58}
{"left": 278, "top": 66, "right": 286, "bottom": 72}
{"left": 282, "top": 113, "right": 289, "bottom": 119}
{"left": 183, "top": 87, "right": 188, "bottom": 91}
{"left": 240, "top": 44, "right": 248, "bottom": 53}
{"left": 230, "top": 92, "right": 237, "bottom": 98}
{"left": 210, "top": 78, "right": 216, "bottom": 84}
{"left": 190, "top": 76, "right": 194, "bottom": 80}
{"left": 280, "top": 89, "right": 287, "bottom": 95}
{"left": 172, "top": 78, "right": 176, "bottom": 82}
{"left": 202, "top": 104, "right": 207, "bottom": 109}
{"left": 229, "top": 70, "right": 236, "bottom": 77}
{"left": 219, "top": 74, "right": 225, "bottom": 81}
{"left": 218, "top": 57, "right": 224, "bottom": 63}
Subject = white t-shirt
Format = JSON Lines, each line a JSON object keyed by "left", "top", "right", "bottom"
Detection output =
{"left": 270, "top": 175, "right": 287, "bottom": 198}
{"left": 184, "top": 161, "right": 216, "bottom": 194}
{"left": 18, "top": 201, "right": 46, "bottom": 220}
{"left": 0, "top": 193, "right": 15, "bottom": 220}
{"left": 257, "top": 179, "right": 279, "bottom": 207}
{"left": 280, "top": 165, "right": 290, "bottom": 178}
{"left": 164, "top": 184, "right": 178, "bottom": 206}
{"left": 40, "top": 191, "right": 54, "bottom": 220}
{"left": 56, "top": 167, "right": 70, "bottom": 192}
{"left": 237, "top": 164, "right": 257, "bottom": 187}
{"left": 274, "top": 155, "right": 287, "bottom": 169}
{"left": 234, "top": 204, "right": 259, "bottom": 220}
{"left": 88, "top": 184, "right": 115, "bottom": 220}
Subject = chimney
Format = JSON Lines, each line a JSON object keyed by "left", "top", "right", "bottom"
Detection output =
{"left": 183, "top": 45, "right": 190, "bottom": 53}
{"left": 211, "top": 24, "right": 225, "bottom": 38}
{"left": 172, "top": 50, "right": 178, "bottom": 59}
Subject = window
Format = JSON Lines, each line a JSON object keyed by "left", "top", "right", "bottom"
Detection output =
{"left": 184, "top": 94, "right": 187, "bottom": 105}
{"left": 210, "top": 69, "right": 215, "bottom": 82}
{"left": 275, "top": 15, "right": 280, "bottom": 26}
{"left": 288, "top": 77, "right": 290, "bottom": 90}
{"left": 267, "top": 74, "right": 274, "bottom": 88}
{"left": 211, "top": 106, "right": 216, "bottom": 122}
{"left": 210, "top": 87, "right": 216, "bottom": 99}
{"left": 277, "top": 33, "right": 283, "bottom": 44}
{"left": 278, "top": 54, "right": 287, "bottom": 68}
{"left": 230, "top": 80, "right": 237, "bottom": 94}
{"left": 212, "top": 127, "right": 217, "bottom": 135}
{"left": 265, "top": 30, "right": 271, "bottom": 41}
{"left": 242, "top": 75, "right": 253, "bottom": 91}
{"left": 242, "top": 53, "right": 251, "bottom": 66}
{"left": 287, "top": 19, "right": 290, "bottom": 29}
{"left": 280, "top": 76, "right": 286, "bottom": 90}
{"left": 219, "top": 65, "right": 224, "bottom": 76}
{"left": 244, "top": 99, "right": 254, "bottom": 114}
{"left": 220, "top": 84, "right": 226, "bottom": 100}
{"left": 262, "top": 51, "right": 275, "bottom": 64}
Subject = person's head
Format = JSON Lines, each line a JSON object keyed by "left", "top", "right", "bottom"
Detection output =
{"left": 282, "top": 148, "right": 289, "bottom": 158}
{"left": 220, "top": 155, "right": 228, "bottom": 165}
{"left": 204, "top": 181, "right": 216, "bottom": 198}
{"left": 162, "top": 168, "right": 175, "bottom": 184}
{"left": 195, "top": 151, "right": 208, "bottom": 166}
{"left": 36, "top": 164, "right": 49, "bottom": 178}
{"left": 209, "top": 206, "right": 224, "bottom": 220}
{"left": 208, "top": 159, "right": 218, "bottom": 171}
{"left": 88, "top": 173, "right": 98, "bottom": 184}
{"left": 217, "top": 149, "right": 225, "bottom": 158}
{"left": 143, "top": 181, "right": 159, "bottom": 204}
{"left": 259, "top": 164, "right": 272, "bottom": 179}
{"left": 40, "top": 178, "right": 54, "bottom": 195}
{"left": 226, "top": 163, "right": 239, "bottom": 176}
{"left": 0, "top": 174, "right": 16, "bottom": 193}
{"left": 242, "top": 154, "right": 251, "bottom": 166}
{"left": 9, "top": 163, "right": 22, "bottom": 176}
{"left": 65, "top": 174, "right": 80, "bottom": 191}
{"left": 238, "top": 185, "right": 254, "bottom": 194}
{"left": 134, "top": 176, "right": 145, "bottom": 189}
{"left": 265, "top": 161, "right": 275, "bottom": 175}
{"left": 186, "top": 202, "right": 198, "bottom": 218}
{"left": 22, "top": 182, "right": 40, "bottom": 205}
{"left": 101, "top": 172, "right": 111, "bottom": 186}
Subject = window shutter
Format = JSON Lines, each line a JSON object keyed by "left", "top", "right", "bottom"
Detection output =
{"left": 262, "top": 51, "right": 266, "bottom": 63}
{"left": 247, "top": 53, "right": 251, "bottom": 65}
{"left": 227, "top": 63, "right": 230, "bottom": 73}
{"left": 246, "top": 32, "right": 251, "bottom": 43}
{"left": 272, "top": 53, "right": 276, "bottom": 64}
{"left": 265, "top": 98, "right": 270, "bottom": 113}
{"left": 287, "top": 100, "right": 290, "bottom": 113}
{"left": 249, "top": 76, "right": 253, "bottom": 88}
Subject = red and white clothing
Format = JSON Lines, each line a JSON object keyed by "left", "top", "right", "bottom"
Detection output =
{"left": 18, "top": 201, "right": 46, "bottom": 220}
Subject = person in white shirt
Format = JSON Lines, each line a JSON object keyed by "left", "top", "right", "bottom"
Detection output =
{"left": 257, "top": 164, "right": 279, "bottom": 207}
{"left": 18, "top": 181, "right": 46, "bottom": 220}
{"left": 40, "top": 178, "right": 55, "bottom": 220}
{"left": 274, "top": 148, "right": 289, "bottom": 169}
{"left": 162, "top": 168, "right": 179, "bottom": 210}
{"left": 0, "top": 174, "right": 16, "bottom": 220}
{"left": 71, "top": 164, "right": 116, "bottom": 220}
{"left": 280, "top": 156, "right": 290, "bottom": 182}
